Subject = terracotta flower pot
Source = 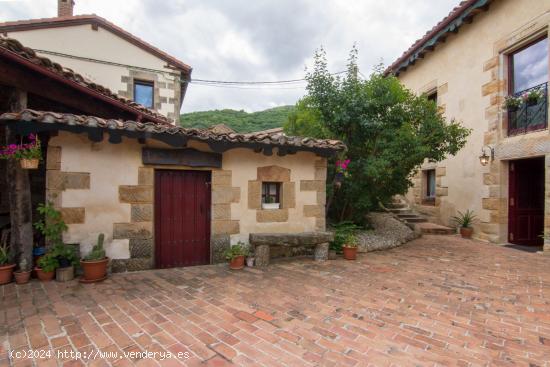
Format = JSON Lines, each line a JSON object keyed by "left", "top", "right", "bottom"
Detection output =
{"left": 0, "top": 264, "right": 15, "bottom": 285}
{"left": 20, "top": 158, "right": 39, "bottom": 169}
{"left": 460, "top": 227, "right": 473, "bottom": 239}
{"left": 80, "top": 258, "right": 109, "bottom": 283}
{"left": 14, "top": 270, "right": 31, "bottom": 284}
{"left": 229, "top": 255, "right": 245, "bottom": 270}
{"left": 35, "top": 267, "right": 55, "bottom": 281}
{"left": 343, "top": 246, "right": 357, "bottom": 260}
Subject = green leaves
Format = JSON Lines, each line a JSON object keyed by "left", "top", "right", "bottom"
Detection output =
{"left": 299, "top": 48, "right": 471, "bottom": 221}
{"left": 34, "top": 202, "right": 68, "bottom": 246}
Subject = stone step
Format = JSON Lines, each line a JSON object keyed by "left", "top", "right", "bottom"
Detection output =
{"left": 404, "top": 217, "right": 428, "bottom": 223}
{"left": 415, "top": 222, "right": 456, "bottom": 235}
{"left": 387, "top": 202, "right": 408, "bottom": 209}
{"left": 389, "top": 208, "right": 411, "bottom": 214}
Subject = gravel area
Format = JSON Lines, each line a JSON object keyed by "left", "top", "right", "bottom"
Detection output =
{"left": 357, "top": 212, "right": 419, "bottom": 252}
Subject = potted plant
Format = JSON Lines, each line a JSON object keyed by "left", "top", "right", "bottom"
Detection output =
{"left": 261, "top": 197, "right": 280, "bottom": 210}
{"left": 14, "top": 258, "right": 32, "bottom": 284}
{"left": 451, "top": 209, "right": 477, "bottom": 238}
{"left": 35, "top": 253, "right": 58, "bottom": 281}
{"left": 51, "top": 243, "right": 78, "bottom": 282}
{"left": 330, "top": 221, "right": 361, "bottom": 259}
{"left": 342, "top": 233, "right": 359, "bottom": 260}
{"left": 15, "top": 134, "right": 42, "bottom": 169}
{"left": 0, "top": 134, "right": 42, "bottom": 169}
{"left": 0, "top": 242, "right": 15, "bottom": 285}
{"left": 224, "top": 242, "right": 249, "bottom": 270}
{"left": 503, "top": 95, "right": 522, "bottom": 112}
{"left": 80, "top": 233, "right": 109, "bottom": 283}
{"left": 522, "top": 88, "right": 544, "bottom": 107}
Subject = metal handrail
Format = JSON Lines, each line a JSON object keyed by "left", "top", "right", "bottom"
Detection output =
{"left": 508, "top": 82, "right": 548, "bottom": 136}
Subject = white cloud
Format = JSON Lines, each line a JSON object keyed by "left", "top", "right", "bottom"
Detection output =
{"left": 1, "top": 0, "right": 460, "bottom": 112}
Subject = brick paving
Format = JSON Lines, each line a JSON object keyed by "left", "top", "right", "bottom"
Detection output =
{"left": 2, "top": 235, "right": 550, "bottom": 366}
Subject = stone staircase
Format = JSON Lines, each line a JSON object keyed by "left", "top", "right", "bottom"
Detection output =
{"left": 386, "top": 198, "right": 455, "bottom": 235}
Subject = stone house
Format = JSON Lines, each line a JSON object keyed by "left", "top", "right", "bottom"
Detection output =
{"left": 0, "top": 0, "right": 191, "bottom": 122}
{"left": 387, "top": 0, "right": 550, "bottom": 249}
{"left": 0, "top": 37, "right": 343, "bottom": 271}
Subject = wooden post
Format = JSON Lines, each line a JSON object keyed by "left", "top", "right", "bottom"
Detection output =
{"left": 5, "top": 89, "right": 33, "bottom": 269}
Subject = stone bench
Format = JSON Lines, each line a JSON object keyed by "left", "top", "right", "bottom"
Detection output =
{"left": 249, "top": 232, "right": 334, "bottom": 266}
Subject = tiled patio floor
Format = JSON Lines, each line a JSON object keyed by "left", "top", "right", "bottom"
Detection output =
{"left": 2, "top": 235, "right": 550, "bottom": 366}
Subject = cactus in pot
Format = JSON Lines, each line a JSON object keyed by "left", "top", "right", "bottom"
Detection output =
{"left": 80, "top": 233, "right": 109, "bottom": 283}
{"left": 14, "top": 258, "right": 32, "bottom": 284}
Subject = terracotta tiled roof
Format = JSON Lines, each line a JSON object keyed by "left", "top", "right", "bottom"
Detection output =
{"left": 0, "top": 36, "right": 173, "bottom": 125}
{"left": 0, "top": 14, "right": 192, "bottom": 73}
{"left": 386, "top": 0, "right": 492, "bottom": 76}
{"left": 207, "top": 124, "right": 236, "bottom": 135}
{"left": 0, "top": 110, "right": 346, "bottom": 154}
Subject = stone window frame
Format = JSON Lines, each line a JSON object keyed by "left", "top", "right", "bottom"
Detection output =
{"left": 248, "top": 165, "right": 296, "bottom": 223}
{"left": 499, "top": 30, "right": 549, "bottom": 137}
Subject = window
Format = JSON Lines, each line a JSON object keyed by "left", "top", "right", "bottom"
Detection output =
{"left": 427, "top": 90, "right": 437, "bottom": 104}
{"left": 262, "top": 182, "right": 280, "bottom": 205}
{"left": 508, "top": 37, "right": 549, "bottom": 135}
{"left": 133, "top": 80, "right": 154, "bottom": 109}
{"left": 510, "top": 37, "right": 548, "bottom": 93}
{"left": 423, "top": 169, "right": 436, "bottom": 205}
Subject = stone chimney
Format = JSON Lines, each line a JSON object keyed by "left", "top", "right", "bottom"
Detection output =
{"left": 58, "top": 0, "right": 75, "bottom": 17}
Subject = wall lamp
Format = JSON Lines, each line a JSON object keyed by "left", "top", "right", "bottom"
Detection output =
{"left": 479, "top": 145, "right": 495, "bottom": 166}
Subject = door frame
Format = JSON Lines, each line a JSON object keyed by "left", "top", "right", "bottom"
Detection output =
{"left": 153, "top": 168, "right": 212, "bottom": 268}
{"left": 507, "top": 157, "right": 545, "bottom": 246}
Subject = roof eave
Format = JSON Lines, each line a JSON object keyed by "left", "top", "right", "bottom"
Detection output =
{"left": 386, "top": 0, "right": 492, "bottom": 77}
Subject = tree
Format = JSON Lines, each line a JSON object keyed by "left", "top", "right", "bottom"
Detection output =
{"left": 283, "top": 97, "right": 328, "bottom": 139}
{"left": 298, "top": 47, "right": 470, "bottom": 222}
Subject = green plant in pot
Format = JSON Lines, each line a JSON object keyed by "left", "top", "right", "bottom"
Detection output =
{"left": 80, "top": 233, "right": 109, "bottom": 283}
{"left": 0, "top": 242, "right": 15, "bottom": 285}
{"left": 330, "top": 221, "right": 362, "bottom": 259}
{"left": 34, "top": 202, "right": 75, "bottom": 281}
{"left": 224, "top": 242, "right": 249, "bottom": 270}
{"left": 451, "top": 209, "right": 477, "bottom": 239}
{"left": 36, "top": 253, "right": 59, "bottom": 281}
{"left": 14, "top": 258, "right": 32, "bottom": 285}
{"left": 342, "top": 233, "right": 359, "bottom": 260}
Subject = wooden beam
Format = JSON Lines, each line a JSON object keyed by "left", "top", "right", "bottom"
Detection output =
{"left": 5, "top": 88, "right": 33, "bottom": 270}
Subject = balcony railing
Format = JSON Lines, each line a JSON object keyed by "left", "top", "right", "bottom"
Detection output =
{"left": 508, "top": 82, "right": 548, "bottom": 136}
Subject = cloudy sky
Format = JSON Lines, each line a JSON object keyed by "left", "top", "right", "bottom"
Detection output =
{"left": 1, "top": 0, "right": 458, "bottom": 113}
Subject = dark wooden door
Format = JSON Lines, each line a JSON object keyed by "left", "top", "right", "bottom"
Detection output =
{"left": 508, "top": 157, "right": 544, "bottom": 246}
{"left": 155, "top": 170, "right": 211, "bottom": 268}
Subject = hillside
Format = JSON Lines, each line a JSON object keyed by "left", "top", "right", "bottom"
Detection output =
{"left": 179, "top": 105, "right": 293, "bottom": 133}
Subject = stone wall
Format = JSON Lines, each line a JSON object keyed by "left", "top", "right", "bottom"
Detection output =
{"left": 300, "top": 158, "right": 327, "bottom": 231}
{"left": 49, "top": 132, "right": 326, "bottom": 271}
{"left": 398, "top": 1, "right": 550, "bottom": 243}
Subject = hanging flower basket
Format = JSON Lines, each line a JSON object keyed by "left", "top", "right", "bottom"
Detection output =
{"left": 20, "top": 158, "right": 39, "bottom": 169}
{"left": 0, "top": 134, "right": 42, "bottom": 169}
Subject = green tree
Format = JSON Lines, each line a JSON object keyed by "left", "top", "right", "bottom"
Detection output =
{"left": 283, "top": 97, "right": 329, "bottom": 138}
{"left": 303, "top": 47, "right": 470, "bottom": 221}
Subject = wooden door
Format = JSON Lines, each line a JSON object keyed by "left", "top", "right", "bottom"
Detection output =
{"left": 508, "top": 158, "right": 544, "bottom": 246}
{"left": 155, "top": 170, "right": 211, "bottom": 268}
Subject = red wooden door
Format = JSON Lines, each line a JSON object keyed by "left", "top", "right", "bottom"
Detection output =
{"left": 508, "top": 158, "right": 544, "bottom": 246}
{"left": 155, "top": 170, "right": 211, "bottom": 268}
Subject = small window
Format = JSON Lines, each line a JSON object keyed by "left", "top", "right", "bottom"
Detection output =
{"left": 510, "top": 37, "right": 548, "bottom": 94}
{"left": 134, "top": 80, "right": 154, "bottom": 109}
{"left": 427, "top": 90, "right": 438, "bottom": 104}
{"left": 262, "top": 182, "right": 280, "bottom": 205}
{"left": 423, "top": 169, "right": 436, "bottom": 205}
